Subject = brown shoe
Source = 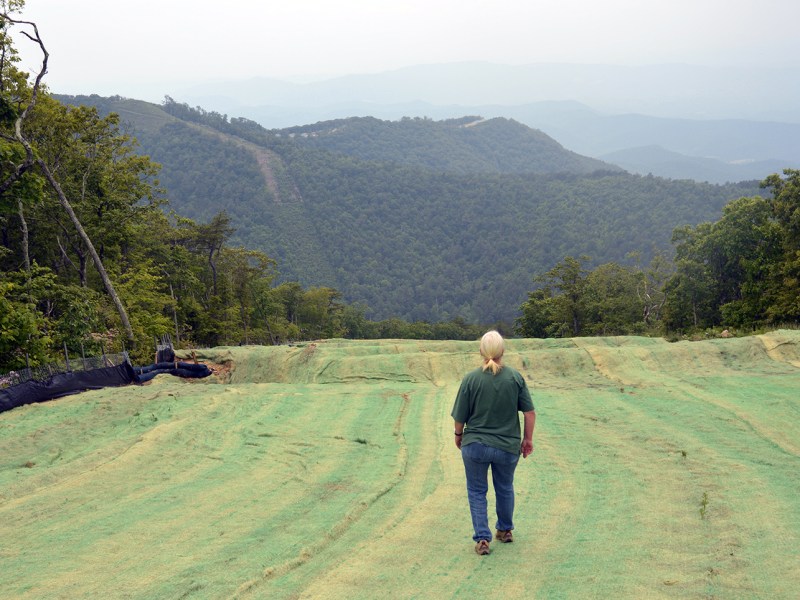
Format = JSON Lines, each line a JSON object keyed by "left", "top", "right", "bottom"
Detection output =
{"left": 495, "top": 529, "right": 513, "bottom": 543}
{"left": 475, "top": 540, "right": 491, "bottom": 555}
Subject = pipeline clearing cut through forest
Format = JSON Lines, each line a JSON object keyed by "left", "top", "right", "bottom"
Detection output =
{"left": 1, "top": 333, "right": 799, "bottom": 599}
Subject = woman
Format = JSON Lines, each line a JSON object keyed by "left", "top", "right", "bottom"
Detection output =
{"left": 451, "top": 330, "right": 536, "bottom": 555}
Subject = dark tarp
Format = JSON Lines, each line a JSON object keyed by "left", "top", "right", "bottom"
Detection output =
{"left": 133, "top": 361, "right": 212, "bottom": 383}
{"left": 1, "top": 360, "right": 213, "bottom": 415}
{"left": 0, "top": 361, "right": 136, "bottom": 414}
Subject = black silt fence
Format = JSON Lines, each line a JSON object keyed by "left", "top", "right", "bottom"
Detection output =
{"left": 0, "top": 352, "right": 130, "bottom": 389}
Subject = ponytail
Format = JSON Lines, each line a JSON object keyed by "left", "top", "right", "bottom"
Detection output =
{"left": 479, "top": 330, "right": 505, "bottom": 375}
{"left": 482, "top": 357, "right": 502, "bottom": 375}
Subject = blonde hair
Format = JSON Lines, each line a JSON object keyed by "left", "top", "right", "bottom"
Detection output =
{"left": 480, "top": 330, "right": 505, "bottom": 375}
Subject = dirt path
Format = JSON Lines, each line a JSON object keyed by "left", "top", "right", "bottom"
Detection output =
{"left": 185, "top": 123, "right": 302, "bottom": 204}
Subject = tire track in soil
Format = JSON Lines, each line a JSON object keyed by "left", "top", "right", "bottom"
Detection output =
{"left": 579, "top": 341, "right": 800, "bottom": 457}
{"left": 3, "top": 385, "right": 350, "bottom": 599}
{"left": 233, "top": 390, "right": 413, "bottom": 598}
{"left": 0, "top": 386, "right": 229, "bottom": 513}
{"left": 563, "top": 343, "right": 800, "bottom": 596}
{"left": 277, "top": 387, "right": 449, "bottom": 599}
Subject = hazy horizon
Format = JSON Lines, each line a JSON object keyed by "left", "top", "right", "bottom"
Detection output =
{"left": 12, "top": 0, "right": 800, "bottom": 103}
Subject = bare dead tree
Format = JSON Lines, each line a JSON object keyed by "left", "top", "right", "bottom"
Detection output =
{"left": 0, "top": 14, "right": 44, "bottom": 195}
{"left": 1, "top": 13, "right": 135, "bottom": 347}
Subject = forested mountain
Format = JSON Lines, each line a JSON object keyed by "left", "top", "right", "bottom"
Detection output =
{"left": 192, "top": 98, "right": 800, "bottom": 184}
{"left": 278, "top": 116, "right": 618, "bottom": 175}
{"left": 56, "top": 95, "right": 760, "bottom": 323}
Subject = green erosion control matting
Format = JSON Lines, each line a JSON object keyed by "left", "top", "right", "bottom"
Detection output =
{"left": 2, "top": 333, "right": 799, "bottom": 599}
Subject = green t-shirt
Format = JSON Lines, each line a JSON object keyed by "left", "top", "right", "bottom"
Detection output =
{"left": 451, "top": 365, "right": 534, "bottom": 455}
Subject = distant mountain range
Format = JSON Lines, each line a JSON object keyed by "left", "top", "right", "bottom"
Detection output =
{"left": 55, "top": 94, "right": 760, "bottom": 323}
{"left": 178, "top": 62, "right": 800, "bottom": 122}
{"left": 598, "top": 145, "right": 787, "bottom": 183}
{"left": 167, "top": 62, "right": 800, "bottom": 184}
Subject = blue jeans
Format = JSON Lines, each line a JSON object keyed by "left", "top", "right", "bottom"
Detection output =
{"left": 461, "top": 442, "right": 520, "bottom": 542}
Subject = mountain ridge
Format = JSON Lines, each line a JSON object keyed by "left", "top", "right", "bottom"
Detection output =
{"left": 165, "top": 62, "right": 800, "bottom": 183}
{"left": 277, "top": 115, "right": 620, "bottom": 175}
{"left": 54, "top": 94, "right": 762, "bottom": 323}
{"left": 599, "top": 145, "right": 788, "bottom": 183}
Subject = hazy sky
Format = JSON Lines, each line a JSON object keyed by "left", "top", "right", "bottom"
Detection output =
{"left": 11, "top": 0, "right": 800, "bottom": 100}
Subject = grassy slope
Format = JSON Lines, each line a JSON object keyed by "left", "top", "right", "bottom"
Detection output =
{"left": 1, "top": 333, "right": 799, "bottom": 599}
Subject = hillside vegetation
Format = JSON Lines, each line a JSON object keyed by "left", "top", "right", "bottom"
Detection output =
{"left": 2, "top": 333, "right": 799, "bottom": 598}
{"left": 278, "top": 115, "right": 619, "bottom": 175}
{"left": 56, "top": 95, "right": 759, "bottom": 323}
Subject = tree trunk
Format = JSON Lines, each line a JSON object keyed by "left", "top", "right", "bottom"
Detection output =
{"left": 169, "top": 281, "right": 180, "bottom": 344}
{"left": 18, "top": 199, "right": 30, "bottom": 273}
{"left": 56, "top": 235, "right": 87, "bottom": 286}
{"left": 18, "top": 199, "right": 32, "bottom": 302}
{"left": 264, "top": 316, "right": 276, "bottom": 345}
{"left": 208, "top": 247, "right": 218, "bottom": 296}
{"left": 38, "top": 158, "right": 135, "bottom": 348}
{"left": 78, "top": 251, "right": 87, "bottom": 287}
{"left": 240, "top": 302, "right": 249, "bottom": 345}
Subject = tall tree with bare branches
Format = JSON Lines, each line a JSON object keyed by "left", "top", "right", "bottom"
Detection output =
{"left": 1, "top": 8, "right": 136, "bottom": 347}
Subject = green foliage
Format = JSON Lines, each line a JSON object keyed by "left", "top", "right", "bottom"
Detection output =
{"left": 583, "top": 262, "right": 644, "bottom": 335}
{"left": 113, "top": 259, "right": 176, "bottom": 355}
{"left": 517, "top": 256, "right": 649, "bottom": 338}
{"left": 276, "top": 151, "right": 752, "bottom": 323}
{"left": 0, "top": 280, "right": 47, "bottom": 367}
{"left": 662, "top": 258, "right": 717, "bottom": 331}
{"left": 761, "top": 169, "right": 800, "bottom": 322}
{"left": 135, "top": 121, "right": 270, "bottom": 225}
{"left": 522, "top": 170, "right": 800, "bottom": 339}
{"left": 662, "top": 185, "right": 793, "bottom": 332}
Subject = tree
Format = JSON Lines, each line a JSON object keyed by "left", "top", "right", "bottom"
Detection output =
{"left": 628, "top": 250, "right": 671, "bottom": 327}
{"left": 762, "top": 169, "right": 800, "bottom": 322}
{"left": 763, "top": 169, "right": 800, "bottom": 252}
{"left": 0, "top": 2, "right": 42, "bottom": 196}
{"left": 219, "top": 246, "right": 276, "bottom": 344}
{"left": 714, "top": 196, "right": 782, "bottom": 326}
{"left": 516, "top": 288, "right": 557, "bottom": 338}
{"left": 296, "top": 286, "right": 346, "bottom": 339}
{"left": 195, "top": 211, "right": 235, "bottom": 297}
{"left": 0, "top": 279, "right": 48, "bottom": 367}
{"left": 583, "top": 262, "right": 642, "bottom": 335}
{"left": 517, "top": 256, "right": 590, "bottom": 337}
{"left": 662, "top": 259, "right": 716, "bottom": 331}
{"left": 543, "top": 255, "right": 589, "bottom": 336}
{"left": 663, "top": 195, "right": 783, "bottom": 331}
{"left": 1, "top": 11, "right": 137, "bottom": 347}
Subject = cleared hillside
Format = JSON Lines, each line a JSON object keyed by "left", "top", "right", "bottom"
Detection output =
{"left": 2, "top": 332, "right": 799, "bottom": 599}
